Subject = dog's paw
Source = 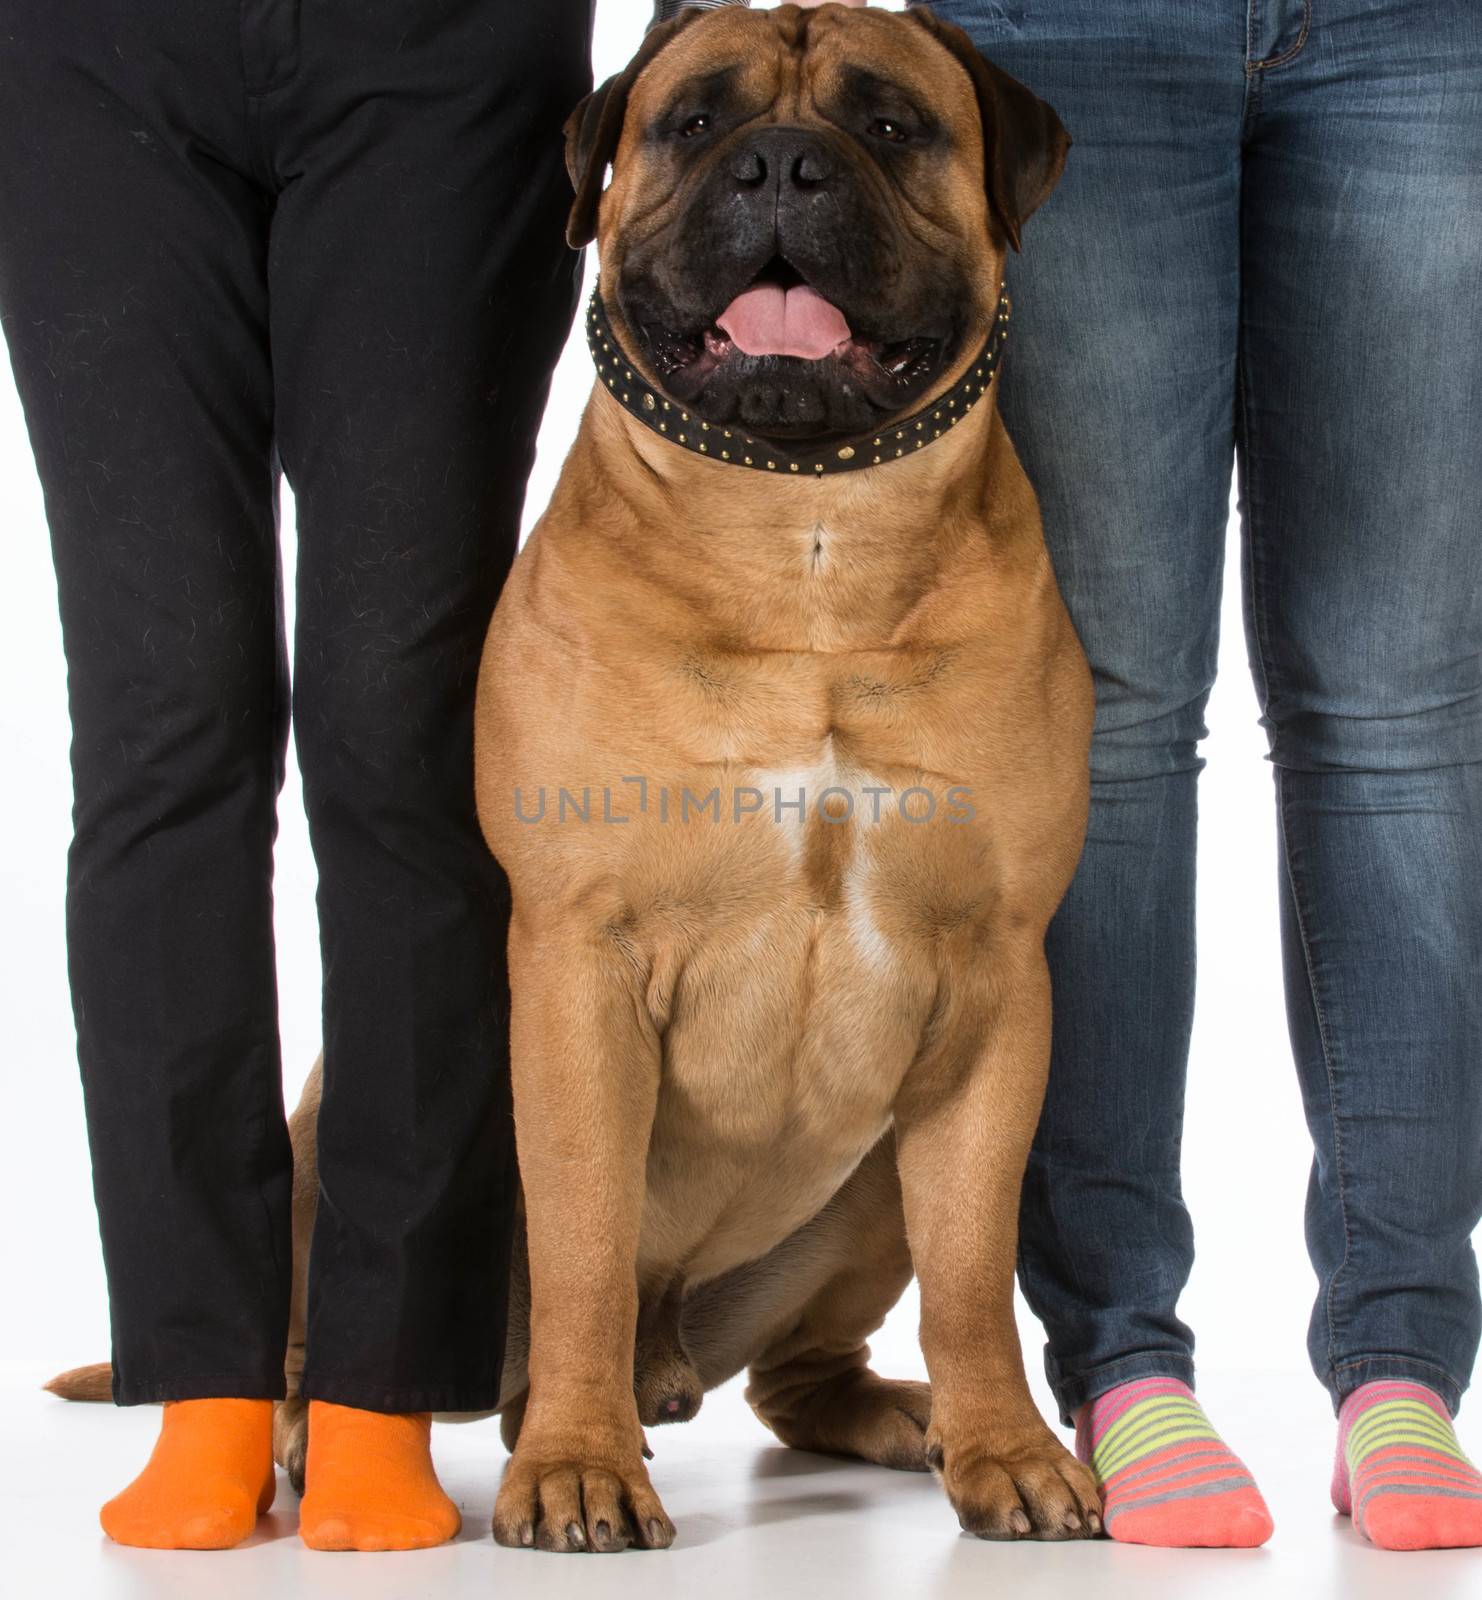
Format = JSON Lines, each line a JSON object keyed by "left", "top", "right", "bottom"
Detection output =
{"left": 493, "top": 1449, "right": 675, "bottom": 1554}
{"left": 755, "top": 1370, "right": 933, "bottom": 1472}
{"left": 273, "top": 1396, "right": 309, "bottom": 1496}
{"left": 929, "top": 1430, "right": 1100, "bottom": 1541}
{"left": 832, "top": 1374, "right": 933, "bottom": 1471}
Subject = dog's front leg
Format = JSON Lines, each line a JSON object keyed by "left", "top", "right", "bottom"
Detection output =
{"left": 491, "top": 922, "right": 673, "bottom": 1555}
{"left": 895, "top": 944, "right": 1101, "bottom": 1541}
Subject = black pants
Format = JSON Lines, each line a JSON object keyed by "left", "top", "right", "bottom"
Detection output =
{"left": 0, "top": 0, "right": 592, "bottom": 1410}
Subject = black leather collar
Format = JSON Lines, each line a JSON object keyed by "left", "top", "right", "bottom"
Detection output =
{"left": 586, "top": 284, "right": 1011, "bottom": 477}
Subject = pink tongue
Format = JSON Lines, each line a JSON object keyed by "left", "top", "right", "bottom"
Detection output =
{"left": 716, "top": 284, "right": 852, "bottom": 360}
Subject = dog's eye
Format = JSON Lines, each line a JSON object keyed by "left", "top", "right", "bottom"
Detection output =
{"left": 869, "top": 118, "right": 909, "bottom": 144}
{"left": 680, "top": 113, "right": 712, "bottom": 139}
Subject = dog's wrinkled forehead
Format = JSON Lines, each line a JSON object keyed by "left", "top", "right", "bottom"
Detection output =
{"left": 564, "top": 6, "right": 1067, "bottom": 255}
{"left": 619, "top": 7, "right": 964, "bottom": 140}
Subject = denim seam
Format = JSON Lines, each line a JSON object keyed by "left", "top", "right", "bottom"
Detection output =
{"left": 1278, "top": 782, "right": 1354, "bottom": 1384}
{"left": 1246, "top": 0, "right": 1312, "bottom": 75}
{"left": 1330, "top": 1355, "right": 1466, "bottom": 1416}
{"left": 1235, "top": 364, "right": 1273, "bottom": 723}
{"left": 1237, "top": 319, "right": 1354, "bottom": 1384}
{"left": 1333, "top": 1353, "right": 1461, "bottom": 1383}
{"left": 1047, "top": 1351, "right": 1198, "bottom": 1426}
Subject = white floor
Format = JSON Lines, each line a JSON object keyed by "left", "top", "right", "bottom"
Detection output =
{"left": 3, "top": 1364, "right": 1481, "bottom": 1600}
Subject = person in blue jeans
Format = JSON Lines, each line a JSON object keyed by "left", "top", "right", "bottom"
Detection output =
{"left": 912, "top": 0, "right": 1482, "bottom": 1551}
{"left": 666, "top": 0, "right": 1482, "bottom": 1550}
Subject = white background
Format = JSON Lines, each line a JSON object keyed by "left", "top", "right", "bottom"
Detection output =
{"left": 0, "top": 0, "right": 1395, "bottom": 1463}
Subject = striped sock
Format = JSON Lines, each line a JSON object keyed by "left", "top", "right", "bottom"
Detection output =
{"left": 1334, "top": 1380, "right": 1482, "bottom": 1551}
{"left": 1077, "top": 1377, "right": 1273, "bottom": 1547}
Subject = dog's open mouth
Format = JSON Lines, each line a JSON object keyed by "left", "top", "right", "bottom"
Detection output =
{"left": 641, "top": 257, "right": 943, "bottom": 390}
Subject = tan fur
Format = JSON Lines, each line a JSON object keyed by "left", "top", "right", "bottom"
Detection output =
{"left": 51, "top": 6, "right": 1098, "bottom": 1549}
{"left": 475, "top": 6, "right": 1095, "bottom": 1550}
{"left": 44, "top": 1363, "right": 113, "bottom": 1403}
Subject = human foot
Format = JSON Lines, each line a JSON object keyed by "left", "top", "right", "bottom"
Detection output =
{"left": 298, "top": 1402, "right": 460, "bottom": 1551}
{"left": 1334, "top": 1380, "right": 1482, "bottom": 1551}
{"left": 1076, "top": 1377, "right": 1272, "bottom": 1547}
{"left": 100, "top": 1397, "right": 275, "bottom": 1549}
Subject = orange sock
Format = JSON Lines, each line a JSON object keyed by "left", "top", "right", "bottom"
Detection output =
{"left": 100, "top": 1397, "right": 275, "bottom": 1550}
{"left": 298, "top": 1401, "right": 460, "bottom": 1552}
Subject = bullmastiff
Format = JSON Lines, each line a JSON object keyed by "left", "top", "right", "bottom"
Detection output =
{"left": 307, "top": 0, "right": 1096, "bottom": 1551}
{"left": 53, "top": 0, "right": 1099, "bottom": 1554}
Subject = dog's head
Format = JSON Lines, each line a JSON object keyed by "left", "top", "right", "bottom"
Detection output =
{"left": 567, "top": 3, "right": 1067, "bottom": 449}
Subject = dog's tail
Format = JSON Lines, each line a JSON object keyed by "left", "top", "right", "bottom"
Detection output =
{"left": 44, "top": 1362, "right": 113, "bottom": 1402}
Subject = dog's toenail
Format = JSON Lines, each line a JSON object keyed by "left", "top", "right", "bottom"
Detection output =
{"left": 520, "top": 1523, "right": 534, "bottom": 1547}
{"left": 566, "top": 1520, "right": 586, "bottom": 1547}
{"left": 1009, "top": 1509, "right": 1031, "bottom": 1535}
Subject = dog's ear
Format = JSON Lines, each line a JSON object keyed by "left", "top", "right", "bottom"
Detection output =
{"left": 909, "top": 11, "right": 1069, "bottom": 252}
{"left": 563, "top": 11, "right": 706, "bottom": 250}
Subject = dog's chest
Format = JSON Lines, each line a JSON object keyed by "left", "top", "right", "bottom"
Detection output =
{"left": 632, "top": 663, "right": 993, "bottom": 1273}
{"left": 645, "top": 638, "right": 995, "bottom": 966}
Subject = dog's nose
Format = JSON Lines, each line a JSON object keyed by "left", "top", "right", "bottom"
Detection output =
{"left": 727, "top": 126, "right": 836, "bottom": 194}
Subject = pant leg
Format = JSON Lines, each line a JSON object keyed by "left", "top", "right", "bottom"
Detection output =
{"left": 917, "top": 0, "right": 1246, "bottom": 1422}
{"left": 0, "top": 3, "right": 291, "bottom": 1400}
{"left": 262, "top": 0, "right": 594, "bottom": 1412}
{"left": 1238, "top": 0, "right": 1482, "bottom": 1416}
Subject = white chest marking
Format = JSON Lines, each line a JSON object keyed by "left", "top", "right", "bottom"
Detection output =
{"left": 843, "top": 847, "right": 894, "bottom": 974}
{"left": 746, "top": 740, "right": 899, "bottom": 976}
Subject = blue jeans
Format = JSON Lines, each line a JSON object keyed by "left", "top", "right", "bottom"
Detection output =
{"left": 916, "top": 0, "right": 1482, "bottom": 1422}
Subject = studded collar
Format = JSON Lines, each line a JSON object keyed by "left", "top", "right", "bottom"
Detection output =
{"left": 586, "top": 284, "right": 1011, "bottom": 477}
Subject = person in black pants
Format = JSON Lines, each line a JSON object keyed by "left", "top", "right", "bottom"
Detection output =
{"left": 0, "top": 0, "right": 592, "bottom": 1550}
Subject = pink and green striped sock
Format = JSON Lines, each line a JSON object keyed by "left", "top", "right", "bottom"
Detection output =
{"left": 1334, "top": 1380, "right": 1482, "bottom": 1550}
{"left": 1076, "top": 1376, "right": 1273, "bottom": 1547}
